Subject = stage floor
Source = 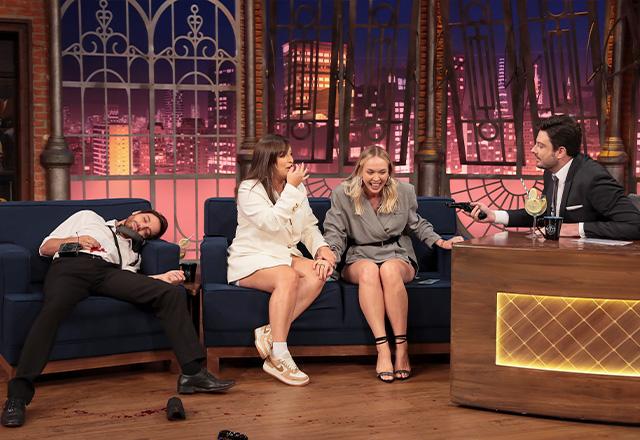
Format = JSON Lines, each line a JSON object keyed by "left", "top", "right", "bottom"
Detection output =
{"left": 1, "top": 357, "right": 637, "bottom": 439}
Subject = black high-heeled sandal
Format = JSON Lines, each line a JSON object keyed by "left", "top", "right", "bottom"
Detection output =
{"left": 375, "top": 336, "right": 394, "bottom": 383}
{"left": 393, "top": 334, "right": 411, "bottom": 380}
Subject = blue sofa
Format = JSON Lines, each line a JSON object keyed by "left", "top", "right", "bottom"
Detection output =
{"left": 0, "top": 198, "right": 182, "bottom": 378}
{"left": 200, "top": 196, "right": 456, "bottom": 370}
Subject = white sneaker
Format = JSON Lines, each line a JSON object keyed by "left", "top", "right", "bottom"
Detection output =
{"left": 263, "top": 352, "right": 309, "bottom": 386}
{"left": 254, "top": 324, "right": 272, "bottom": 359}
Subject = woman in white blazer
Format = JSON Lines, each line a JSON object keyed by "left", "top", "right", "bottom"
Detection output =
{"left": 227, "top": 134, "right": 336, "bottom": 386}
{"left": 323, "top": 146, "right": 463, "bottom": 383}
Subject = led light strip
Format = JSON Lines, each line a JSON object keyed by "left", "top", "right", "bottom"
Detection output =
{"left": 496, "top": 292, "right": 640, "bottom": 377}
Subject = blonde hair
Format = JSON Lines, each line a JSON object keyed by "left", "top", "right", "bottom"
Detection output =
{"left": 344, "top": 146, "right": 398, "bottom": 216}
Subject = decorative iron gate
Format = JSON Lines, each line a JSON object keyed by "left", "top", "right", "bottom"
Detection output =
{"left": 265, "top": 0, "right": 419, "bottom": 196}
{"left": 60, "top": 0, "right": 242, "bottom": 258}
{"left": 443, "top": 0, "right": 606, "bottom": 236}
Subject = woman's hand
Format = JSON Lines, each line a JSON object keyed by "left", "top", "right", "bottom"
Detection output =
{"left": 436, "top": 236, "right": 465, "bottom": 250}
{"left": 313, "top": 258, "right": 333, "bottom": 281}
{"left": 286, "top": 163, "right": 309, "bottom": 187}
{"left": 314, "top": 246, "right": 337, "bottom": 268}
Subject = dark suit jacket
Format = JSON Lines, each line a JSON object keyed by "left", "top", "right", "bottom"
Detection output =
{"left": 507, "top": 154, "right": 640, "bottom": 240}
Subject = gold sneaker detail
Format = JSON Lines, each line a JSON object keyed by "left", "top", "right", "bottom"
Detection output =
{"left": 254, "top": 324, "right": 272, "bottom": 359}
{"left": 262, "top": 353, "right": 309, "bottom": 386}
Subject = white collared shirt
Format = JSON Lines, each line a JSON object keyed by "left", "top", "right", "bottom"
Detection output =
{"left": 39, "top": 210, "right": 142, "bottom": 273}
{"left": 552, "top": 158, "right": 572, "bottom": 218}
{"left": 494, "top": 159, "right": 586, "bottom": 237}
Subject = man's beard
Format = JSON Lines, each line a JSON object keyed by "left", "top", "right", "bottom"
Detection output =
{"left": 123, "top": 218, "right": 138, "bottom": 232}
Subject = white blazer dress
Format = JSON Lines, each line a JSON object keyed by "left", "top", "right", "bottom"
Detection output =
{"left": 227, "top": 179, "right": 328, "bottom": 283}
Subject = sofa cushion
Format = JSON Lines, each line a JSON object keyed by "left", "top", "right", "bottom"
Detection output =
{"left": 203, "top": 281, "right": 343, "bottom": 346}
{"left": 0, "top": 199, "right": 151, "bottom": 283}
{"left": 2, "top": 291, "right": 173, "bottom": 365}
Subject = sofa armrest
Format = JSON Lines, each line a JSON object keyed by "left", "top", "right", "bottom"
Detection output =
{"left": 141, "top": 240, "right": 180, "bottom": 275}
{"left": 434, "top": 232, "right": 456, "bottom": 279}
{"left": 0, "top": 243, "right": 31, "bottom": 295}
{"left": 0, "top": 244, "right": 30, "bottom": 339}
{"left": 201, "top": 236, "right": 228, "bottom": 284}
{"left": 436, "top": 246, "right": 452, "bottom": 279}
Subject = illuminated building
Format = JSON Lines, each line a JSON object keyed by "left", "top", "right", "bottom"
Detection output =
{"left": 108, "top": 124, "right": 131, "bottom": 175}
{"left": 282, "top": 40, "right": 337, "bottom": 120}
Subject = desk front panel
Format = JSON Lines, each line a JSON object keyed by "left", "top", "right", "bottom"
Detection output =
{"left": 451, "top": 238, "right": 640, "bottom": 424}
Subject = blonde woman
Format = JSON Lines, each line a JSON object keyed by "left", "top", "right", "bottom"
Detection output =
{"left": 227, "top": 134, "right": 336, "bottom": 386}
{"left": 322, "top": 146, "right": 463, "bottom": 382}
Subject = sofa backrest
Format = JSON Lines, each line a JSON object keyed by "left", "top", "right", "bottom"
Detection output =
{"left": 203, "top": 195, "right": 455, "bottom": 273}
{"left": 0, "top": 198, "right": 151, "bottom": 283}
{"left": 204, "top": 198, "right": 237, "bottom": 241}
{"left": 203, "top": 197, "right": 332, "bottom": 242}
{"left": 308, "top": 198, "right": 331, "bottom": 233}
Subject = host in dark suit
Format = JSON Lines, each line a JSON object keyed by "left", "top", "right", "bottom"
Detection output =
{"left": 471, "top": 115, "right": 640, "bottom": 240}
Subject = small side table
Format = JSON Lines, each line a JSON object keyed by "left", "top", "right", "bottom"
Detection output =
{"left": 182, "top": 266, "right": 202, "bottom": 340}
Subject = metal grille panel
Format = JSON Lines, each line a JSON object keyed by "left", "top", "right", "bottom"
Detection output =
{"left": 265, "top": 0, "right": 417, "bottom": 185}
{"left": 60, "top": 0, "right": 241, "bottom": 258}
{"left": 443, "top": 0, "right": 605, "bottom": 239}
{"left": 496, "top": 292, "right": 640, "bottom": 377}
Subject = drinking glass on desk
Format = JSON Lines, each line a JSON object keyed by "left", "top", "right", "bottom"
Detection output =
{"left": 524, "top": 189, "right": 547, "bottom": 238}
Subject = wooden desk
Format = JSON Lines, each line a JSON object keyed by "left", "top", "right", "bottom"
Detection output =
{"left": 450, "top": 232, "right": 640, "bottom": 424}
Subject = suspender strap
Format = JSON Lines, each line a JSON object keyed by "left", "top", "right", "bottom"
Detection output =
{"left": 108, "top": 226, "right": 123, "bottom": 269}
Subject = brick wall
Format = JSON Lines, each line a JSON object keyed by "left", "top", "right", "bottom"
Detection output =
{"left": 254, "top": 0, "right": 263, "bottom": 138}
{"left": 241, "top": 1, "right": 264, "bottom": 140}
{"left": 435, "top": 0, "right": 445, "bottom": 144}
{"left": 0, "top": 0, "right": 49, "bottom": 200}
{"left": 416, "top": 1, "right": 426, "bottom": 147}
{"left": 416, "top": 1, "right": 445, "bottom": 151}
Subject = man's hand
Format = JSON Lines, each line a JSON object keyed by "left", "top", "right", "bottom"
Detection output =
{"left": 77, "top": 235, "right": 101, "bottom": 251}
{"left": 40, "top": 235, "right": 102, "bottom": 256}
{"left": 314, "top": 246, "right": 337, "bottom": 268}
{"left": 435, "top": 236, "right": 465, "bottom": 250}
{"left": 150, "top": 270, "right": 186, "bottom": 285}
{"left": 560, "top": 223, "right": 580, "bottom": 237}
{"left": 469, "top": 202, "right": 496, "bottom": 223}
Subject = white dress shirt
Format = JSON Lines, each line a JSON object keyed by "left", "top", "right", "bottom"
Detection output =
{"left": 39, "top": 210, "right": 142, "bottom": 273}
{"left": 494, "top": 159, "right": 586, "bottom": 237}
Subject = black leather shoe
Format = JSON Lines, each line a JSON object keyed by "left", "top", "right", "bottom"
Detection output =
{"left": 1, "top": 398, "right": 26, "bottom": 427}
{"left": 166, "top": 396, "right": 186, "bottom": 421}
{"left": 177, "top": 369, "right": 235, "bottom": 394}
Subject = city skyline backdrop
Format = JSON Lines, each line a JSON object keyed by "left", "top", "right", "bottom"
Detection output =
{"left": 56, "top": 0, "right": 638, "bottom": 252}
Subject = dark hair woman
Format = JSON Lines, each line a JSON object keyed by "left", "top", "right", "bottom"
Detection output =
{"left": 227, "top": 134, "right": 336, "bottom": 386}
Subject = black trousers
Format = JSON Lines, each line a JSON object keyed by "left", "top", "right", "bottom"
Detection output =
{"left": 8, "top": 255, "right": 205, "bottom": 403}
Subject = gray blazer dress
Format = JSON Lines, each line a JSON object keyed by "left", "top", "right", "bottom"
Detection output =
{"left": 323, "top": 181, "right": 442, "bottom": 271}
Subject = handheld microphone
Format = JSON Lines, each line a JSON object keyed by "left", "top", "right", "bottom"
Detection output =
{"left": 446, "top": 201, "right": 488, "bottom": 220}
